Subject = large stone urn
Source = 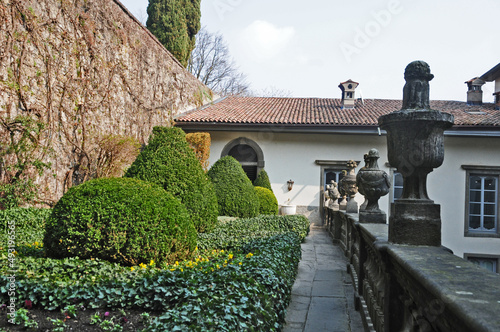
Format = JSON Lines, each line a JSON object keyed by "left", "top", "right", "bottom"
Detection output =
{"left": 378, "top": 61, "right": 454, "bottom": 246}
{"left": 356, "top": 148, "right": 390, "bottom": 223}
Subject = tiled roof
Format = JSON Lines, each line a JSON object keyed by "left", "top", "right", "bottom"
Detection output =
{"left": 175, "top": 96, "right": 500, "bottom": 128}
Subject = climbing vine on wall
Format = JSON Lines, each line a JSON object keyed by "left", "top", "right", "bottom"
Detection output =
{"left": 0, "top": 0, "right": 209, "bottom": 206}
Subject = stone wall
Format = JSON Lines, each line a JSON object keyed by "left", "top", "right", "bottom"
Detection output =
{"left": 0, "top": 0, "right": 212, "bottom": 205}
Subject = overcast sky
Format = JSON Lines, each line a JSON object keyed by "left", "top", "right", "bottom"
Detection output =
{"left": 120, "top": 0, "right": 500, "bottom": 102}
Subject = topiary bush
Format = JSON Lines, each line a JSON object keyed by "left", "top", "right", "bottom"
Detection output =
{"left": 253, "top": 169, "right": 273, "bottom": 192}
{"left": 254, "top": 186, "right": 278, "bottom": 215}
{"left": 207, "top": 156, "right": 259, "bottom": 218}
{"left": 124, "top": 126, "right": 218, "bottom": 233}
{"left": 43, "top": 177, "right": 196, "bottom": 266}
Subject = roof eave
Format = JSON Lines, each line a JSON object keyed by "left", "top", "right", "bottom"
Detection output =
{"left": 480, "top": 63, "right": 500, "bottom": 82}
{"left": 174, "top": 122, "right": 381, "bottom": 135}
{"left": 175, "top": 122, "right": 500, "bottom": 137}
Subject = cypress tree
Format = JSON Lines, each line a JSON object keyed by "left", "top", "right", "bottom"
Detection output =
{"left": 146, "top": 0, "right": 201, "bottom": 67}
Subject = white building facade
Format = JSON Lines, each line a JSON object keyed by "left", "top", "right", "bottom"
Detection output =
{"left": 176, "top": 95, "right": 500, "bottom": 273}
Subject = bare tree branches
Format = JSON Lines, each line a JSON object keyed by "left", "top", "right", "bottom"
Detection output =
{"left": 188, "top": 27, "right": 250, "bottom": 96}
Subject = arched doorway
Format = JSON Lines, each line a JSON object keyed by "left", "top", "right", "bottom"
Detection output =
{"left": 221, "top": 138, "right": 264, "bottom": 182}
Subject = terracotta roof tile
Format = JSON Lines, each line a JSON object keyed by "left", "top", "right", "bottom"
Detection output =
{"left": 175, "top": 96, "right": 500, "bottom": 127}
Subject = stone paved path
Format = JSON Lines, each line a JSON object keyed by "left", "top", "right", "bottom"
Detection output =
{"left": 283, "top": 224, "right": 364, "bottom": 332}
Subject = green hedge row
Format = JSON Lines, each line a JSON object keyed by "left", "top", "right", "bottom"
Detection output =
{"left": 197, "top": 215, "right": 310, "bottom": 252}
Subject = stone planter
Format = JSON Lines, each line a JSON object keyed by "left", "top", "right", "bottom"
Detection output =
{"left": 281, "top": 204, "right": 296, "bottom": 215}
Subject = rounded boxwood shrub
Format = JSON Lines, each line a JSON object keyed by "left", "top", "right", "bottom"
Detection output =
{"left": 124, "top": 127, "right": 218, "bottom": 233}
{"left": 254, "top": 169, "right": 273, "bottom": 192}
{"left": 207, "top": 156, "right": 260, "bottom": 218}
{"left": 43, "top": 177, "right": 196, "bottom": 266}
{"left": 254, "top": 186, "right": 278, "bottom": 215}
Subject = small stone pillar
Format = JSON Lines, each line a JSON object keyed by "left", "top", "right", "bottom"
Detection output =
{"left": 378, "top": 61, "right": 454, "bottom": 246}
{"left": 340, "top": 160, "right": 359, "bottom": 213}
{"left": 356, "top": 148, "right": 390, "bottom": 223}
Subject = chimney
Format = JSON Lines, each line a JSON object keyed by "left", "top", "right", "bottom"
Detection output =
{"left": 339, "top": 79, "right": 359, "bottom": 109}
{"left": 465, "top": 77, "right": 485, "bottom": 105}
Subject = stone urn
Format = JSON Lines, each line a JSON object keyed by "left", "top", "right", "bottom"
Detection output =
{"left": 356, "top": 148, "right": 390, "bottom": 223}
{"left": 327, "top": 180, "right": 340, "bottom": 211}
{"left": 340, "top": 160, "right": 358, "bottom": 213}
{"left": 378, "top": 60, "right": 454, "bottom": 246}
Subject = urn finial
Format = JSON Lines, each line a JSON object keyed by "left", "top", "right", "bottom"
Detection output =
{"left": 402, "top": 60, "right": 434, "bottom": 110}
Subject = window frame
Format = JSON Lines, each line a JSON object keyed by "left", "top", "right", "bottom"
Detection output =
{"left": 462, "top": 165, "right": 500, "bottom": 238}
{"left": 316, "top": 160, "right": 360, "bottom": 218}
{"left": 221, "top": 137, "right": 265, "bottom": 182}
{"left": 464, "top": 253, "right": 500, "bottom": 274}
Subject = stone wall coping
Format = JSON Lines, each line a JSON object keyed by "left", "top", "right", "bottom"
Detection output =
{"left": 387, "top": 245, "right": 500, "bottom": 331}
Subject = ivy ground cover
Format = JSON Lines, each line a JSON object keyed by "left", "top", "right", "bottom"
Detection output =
{"left": 1, "top": 210, "right": 310, "bottom": 331}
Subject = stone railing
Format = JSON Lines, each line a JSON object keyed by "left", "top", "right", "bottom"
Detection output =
{"left": 324, "top": 210, "right": 500, "bottom": 332}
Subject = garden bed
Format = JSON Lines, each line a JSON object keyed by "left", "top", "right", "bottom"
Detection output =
{"left": 1, "top": 210, "right": 309, "bottom": 331}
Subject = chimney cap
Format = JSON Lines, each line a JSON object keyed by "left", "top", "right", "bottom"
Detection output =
{"left": 464, "top": 77, "right": 485, "bottom": 85}
{"left": 338, "top": 79, "right": 359, "bottom": 91}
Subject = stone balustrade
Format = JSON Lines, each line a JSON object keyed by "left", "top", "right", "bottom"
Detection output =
{"left": 323, "top": 210, "right": 500, "bottom": 332}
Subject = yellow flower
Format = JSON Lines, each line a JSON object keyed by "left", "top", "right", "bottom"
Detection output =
{"left": 239, "top": 262, "right": 242, "bottom": 265}
{"left": 174, "top": 261, "right": 179, "bottom": 266}
{"left": 170, "top": 268, "right": 175, "bottom": 271}
{"left": 139, "top": 263, "right": 147, "bottom": 269}
{"left": 228, "top": 254, "right": 233, "bottom": 260}
{"left": 130, "top": 267, "right": 135, "bottom": 271}
{"left": 246, "top": 253, "right": 253, "bottom": 258}
{"left": 150, "top": 260, "right": 154, "bottom": 266}
{"left": 34, "top": 241, "right": 39, "bottom": 246}
{"left": 180, "top": 268, "right": 183, "bottom": 272}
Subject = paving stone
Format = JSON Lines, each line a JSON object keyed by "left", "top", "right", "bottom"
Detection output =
{"left": 304, "top": 297, "right": 349, "bottom": 332}
{"left": 311, "top": 279, "right": 346, "bottom": 297}
{"left": 291, "top": 279, "right": 313, "bottom": 297}
{"left": 284, "top": 295, "right": 310, "bottom": 323}
{"left": 314, "top": 269, "right": 340, "bottom": 281}
{"left": 282, "top": 321, "right": 304, "bottom": 332}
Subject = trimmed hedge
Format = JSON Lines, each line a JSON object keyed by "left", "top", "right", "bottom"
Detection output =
{"left": 198, "top": 215, "right": 310, "bottom": 251}
{"left": 43, "top": 177, "right": 196, "bottom": 266}
{"left": 0, "top": 208, "right": 50, "bottom": 246}
{"left": 255, "top": 186, "right": 278, "bottom": 215}
{"left": 125, "top": 127, "right": 218, "bottom": 233}
{"left": 207, "top": 156, "right": 259, "bottom": 218}
{"left": 254, "top": 169, "right": 273, "bottom": 192}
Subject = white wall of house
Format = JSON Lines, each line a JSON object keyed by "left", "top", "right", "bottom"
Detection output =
{"left": 206, "top": 130, "right": 500, "bottom": 261}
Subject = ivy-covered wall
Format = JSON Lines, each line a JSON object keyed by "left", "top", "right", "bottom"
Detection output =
{"left": 0, "top": 0, "right": 212, "bottom": 206}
